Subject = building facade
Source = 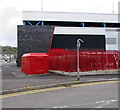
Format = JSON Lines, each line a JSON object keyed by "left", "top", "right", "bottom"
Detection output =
{"left": 17, "top": 11, "right": 120, "bottom": 66}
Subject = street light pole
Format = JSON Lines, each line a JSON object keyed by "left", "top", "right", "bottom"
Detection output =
{"left": 77, "top": 39, "right": 84, "bottom": 80}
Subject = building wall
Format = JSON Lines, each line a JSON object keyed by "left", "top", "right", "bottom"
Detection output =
{"left": 17, "top": 25, "right": 54, "bottom": 66}
{"left": 17, "top": 26, "right": 119, "bottom": 66}
{"left": 105, "top": 29, "right": 119, "bottom": 50}
{"left": 51, "top": 34, "right": 105, "bottom": 50}
{"left": 52, "top": 27, "right": 106, "bottom": 50}
{"left": 118, "top": 31, "right": 120, "bottom": 50}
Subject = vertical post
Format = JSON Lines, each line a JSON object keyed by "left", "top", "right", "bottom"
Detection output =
{"left": 77, "top": 43, "right": 80, "bottom": 80}
{"left": 77, "top": 39, "right": 84, "bottom": 80}
{"left": 23, "top": 21, "right": 26, "bottom": 25}
{"left": 82, "top": 23, "right": 85, "bottom": 27}
{"left": 42, "top": 21, "right": 44, "bottom": 26}
{"left": 104, "top": 23, "right": 106, "bottom": 28}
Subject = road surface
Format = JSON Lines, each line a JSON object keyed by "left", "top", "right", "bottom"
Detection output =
{"left": 2, "top": 80, "right": 119, "bottom": 108}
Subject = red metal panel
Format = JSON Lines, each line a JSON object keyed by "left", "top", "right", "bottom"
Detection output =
{"left": 49, "top": 49, "right": 119, "bottom": 72}
{"left": 21, "top": 53, "right": 31, "bottom": 74}
{"left": 22, "top": 53, "right": 49, "bottom": 75}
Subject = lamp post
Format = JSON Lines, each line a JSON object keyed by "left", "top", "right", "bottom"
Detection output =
{"left": 77, "top": 39, "right": 84, "bottom": 80}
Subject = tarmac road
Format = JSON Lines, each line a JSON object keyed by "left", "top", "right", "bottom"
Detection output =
{"left": 2, "top": 80, "right": 119, "bottom": 108}
{"left": 2, "top": 61, "right": 21, "bottom": 79}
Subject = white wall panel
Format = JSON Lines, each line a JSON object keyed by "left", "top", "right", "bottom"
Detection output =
{"left": 23, "top": 11, "right": 118, "bottom": 23}
{"left": 54, "top": 27, "right": 105, "bottom": 35}
{"left": 105, "top": 29, "right": 118, "bottom": 50}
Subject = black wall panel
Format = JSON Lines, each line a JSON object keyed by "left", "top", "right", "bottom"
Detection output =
{"left": 51, "top": 34, "right": 106, "bottom": 50}
{"left": 17, "top": 25, "right": 54, "bottom": 66}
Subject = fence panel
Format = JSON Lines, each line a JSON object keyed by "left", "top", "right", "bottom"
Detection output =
{"left": 49, "top": 49, "right": 119, "bottom": 72}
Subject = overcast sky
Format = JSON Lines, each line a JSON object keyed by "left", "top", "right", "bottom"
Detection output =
{"left": 0, "top": 0, "right": 120, "bottom": 47}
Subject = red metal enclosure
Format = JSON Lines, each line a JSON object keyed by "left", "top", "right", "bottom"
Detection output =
{"left": 22, "top": 53, "right": 49, "bottom": 75}
{"left": 49, "top": 49, "right": 120, "bottom": 72}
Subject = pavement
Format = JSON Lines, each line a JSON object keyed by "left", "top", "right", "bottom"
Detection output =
{"left": 1, "top": 60, "right": 120, "bottom": 95}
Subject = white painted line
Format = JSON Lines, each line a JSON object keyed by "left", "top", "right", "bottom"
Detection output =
{"left": 96, "top": 100, "right": 105, "bottom": 104}
{"left": 95, "top": 99, "right": 118, "bottom": 108}
{"left": 53, "top": 99, "right": 118, "bottom": 108}
{"left": 53, "top": 105, "right": 68, "bottom": 108}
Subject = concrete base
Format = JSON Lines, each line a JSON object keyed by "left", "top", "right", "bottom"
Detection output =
{"left": 50, "top": 69, "right": 119, "bottom": 76}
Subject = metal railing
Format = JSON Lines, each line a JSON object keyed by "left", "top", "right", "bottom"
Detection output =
{"left": 49, "top": 49, "right": 120, "bottom": 72}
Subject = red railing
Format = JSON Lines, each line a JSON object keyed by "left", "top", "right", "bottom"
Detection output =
{"left": 49, "top": 49, "right": 120, "bottom": 72}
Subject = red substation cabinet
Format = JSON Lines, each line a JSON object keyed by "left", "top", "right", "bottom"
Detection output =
{"left": 22, "top": 53, "right": 49, "bottom": 75}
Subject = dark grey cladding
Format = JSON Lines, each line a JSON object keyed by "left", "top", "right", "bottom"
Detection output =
{"left": 17, "top": 25, "right": 54, "bottom": 66}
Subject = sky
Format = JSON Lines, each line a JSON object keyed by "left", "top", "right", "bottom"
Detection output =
{"left": 0, "top": 0, "right": 120, "bottom": 47}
